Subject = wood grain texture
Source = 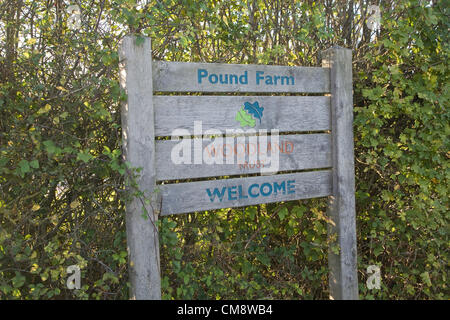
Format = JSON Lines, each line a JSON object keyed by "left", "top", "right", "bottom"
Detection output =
{"left": 322, "top": 47, "right": 358, "bottom": 300}
{"left": 119, "top": 36, "right": 161, "bottom": 300}
{"left": 159, "top": 170, "right": 332, "bottom": 215}
{"left": 152, "top": 61, "right": 330, "bottom": 93}
{"left": 155, "top": 134, "right": 332, "bottom": 180}
{"left": 154, "top": 95, "right": 330, "bottom": 137}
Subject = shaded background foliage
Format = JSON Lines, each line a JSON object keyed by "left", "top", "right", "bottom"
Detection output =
{"left": 0, "top": 0, "right": 448, "bottom": 299}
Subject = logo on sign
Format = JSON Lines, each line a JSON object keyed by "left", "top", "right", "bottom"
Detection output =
{"left": 235, "top": 101, "right": 264, "bottom": 128}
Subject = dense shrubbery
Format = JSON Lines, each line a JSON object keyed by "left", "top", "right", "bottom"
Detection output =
{"left": 0, "top": 0, "right": 448, "bottom": 299}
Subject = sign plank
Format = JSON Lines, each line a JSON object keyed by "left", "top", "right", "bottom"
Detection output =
{"left": 159, "top": 170, "right": 332, "bottom": 215}
{"left": 154, "top": 95, "right": 330, "bottom": 137}
{"left": 153, "top": 61, "right": 330, "bottom": 93}
{"left": 155, "top": 134, "right": 331, "bottom": 180}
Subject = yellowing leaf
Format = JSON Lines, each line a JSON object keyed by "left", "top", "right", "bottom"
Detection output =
{"left": 70, "top": 200, "right": 80, "bottom": 209}
{"left": 40, "top": 272, "right": 48, "bottom": 282}
{"left": 26, "top": 38, "right": 37, "bottom": 45}
{"left": 32, "top": 204, "right": 40, "bottom": 211}
{"left": 37, "top": 104, "right": 51, "bottom": 115}
{"left": 30, "top": 263, "right": 39, "bottom": 273}
{"left": 56, "top": 86, "right": 68, "bottom": 92}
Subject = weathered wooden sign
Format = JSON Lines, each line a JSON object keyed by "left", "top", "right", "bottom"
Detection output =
{"left": 119, "top": 36, "right": 358, "bottom": 300}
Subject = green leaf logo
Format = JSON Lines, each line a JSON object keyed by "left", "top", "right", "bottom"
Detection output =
{"left": 235, "top": 107, "right": 256, "bottom": 128}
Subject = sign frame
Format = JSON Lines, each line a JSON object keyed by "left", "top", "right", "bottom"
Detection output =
{"left": 119, "top": 36, "right": 358, "bottom": 300}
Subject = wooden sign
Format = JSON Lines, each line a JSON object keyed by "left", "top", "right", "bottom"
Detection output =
{"left": 119, "top": 36, "right": 358, "bottom": 300}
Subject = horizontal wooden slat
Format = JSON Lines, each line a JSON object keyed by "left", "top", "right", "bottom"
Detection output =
{"left": 153, "top": 61, "right": 329, "bottom": 93}
{"left": 154, "top": 96, "right": 330, "bottom": 137}
{"left": 155, "top": 134, "right": 331, "bottom": 180}
{"left": 159, "top": 170, "right": 332, "bottom": 215}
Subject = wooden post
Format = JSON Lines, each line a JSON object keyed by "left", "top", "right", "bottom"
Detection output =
{"left": 119, "top": 36, "right": 161, "bottom": 300}
{"left": 322, "top": 47, "right": 359, "bottom": 300}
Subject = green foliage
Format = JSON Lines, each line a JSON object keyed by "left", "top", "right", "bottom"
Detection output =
{"left": 353, "top": 2, "right": 449, "bottom": 299}
{"left": 0, "top": 0, "right": 448, "bottom": 300}
{"left": 0, "top": 0, "right": 128, "bottom": 299}
{"left": 160, "top": 201, "right": 331, "bottom": 299}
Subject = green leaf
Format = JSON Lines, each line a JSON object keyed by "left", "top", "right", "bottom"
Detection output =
{"left": 257, "top": 254, "right": 270, "bottom": 267}
{"left": 179, "top": 35, "right": 189, "bottom": 48}
{"left": 43, "top": 140, "right": 57, "bottom": 154}
{"left": 18, "top": 160, "right": 30, "bottom": 175}
{"left": 183, "top": 274, "right": 190, "bottom": 285}
{"left": 77, "top": 151, "right": 93, "bottom": 163}
{"left": 12, "top": 272, "right": 26, "bottom": 288}
{"left": 420, "top": 271, "right": 432, "bottom": 287}
{"left": 30, "top": 159, "right": 39, "bottom": 169}
{"left": 292, "top": 206, "right": 306, "bottom": 218}
{"left": 278, "top": 207, "right": 288, "bottom": 221}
